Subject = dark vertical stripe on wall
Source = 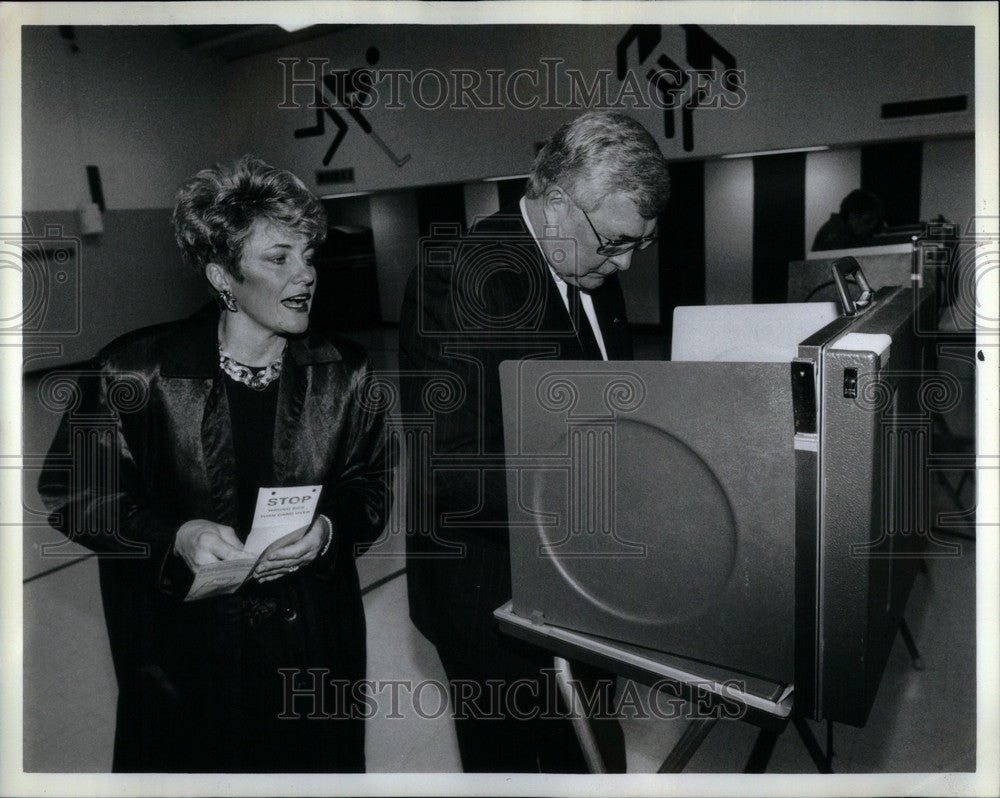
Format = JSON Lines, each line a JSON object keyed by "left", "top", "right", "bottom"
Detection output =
{"left": 660, "top": 160, "right": 705, "bottom": 340}
{"left": 752, "top": 153, "right": 806, "bottom": 303}
{"left": 497, "top": 177, "right": 529, "bottom": 212}
{"left": 415, "top": 183, "right": 467, "bottom": 237}
{"left": 861, "top": 141, "right": 923, "bottom": 226}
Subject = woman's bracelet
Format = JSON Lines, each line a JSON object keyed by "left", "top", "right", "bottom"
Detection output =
{"left": 318, "top": 514, "right": 334, "bottom": 557}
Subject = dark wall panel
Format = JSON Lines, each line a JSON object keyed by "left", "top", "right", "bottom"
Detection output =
{"left": 862, "top": 141, "right": 923, "bottom": 226}
{"left": 415, "top": 183, "right": 467, "bottom": 237}
{"left": 752, "top": 153, "right": 806, "bottom": 303}
{"left": 660, "top": 160, "right": 705, "bottom": 339}
{"left": 497, "top": 177, "right": 529, "bottom": 212}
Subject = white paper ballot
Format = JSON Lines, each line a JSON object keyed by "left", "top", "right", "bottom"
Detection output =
{"left": 185, "top": 485, "right": 322, "bottom": 601}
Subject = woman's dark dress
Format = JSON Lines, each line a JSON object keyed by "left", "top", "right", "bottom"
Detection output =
{"left": 38, "top": 304, "right": 392, "bottom": 772}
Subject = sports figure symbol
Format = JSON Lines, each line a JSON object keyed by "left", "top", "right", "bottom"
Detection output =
{"left": 295, "top": 47, "right": 411, "bottom": 168}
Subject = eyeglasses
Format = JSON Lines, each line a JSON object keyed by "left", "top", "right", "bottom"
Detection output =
{"left": 577, "top": 204, "right": 658, "bottom": 257}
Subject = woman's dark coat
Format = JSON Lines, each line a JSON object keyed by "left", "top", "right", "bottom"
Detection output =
{"left": 38, "top": 303, "right": 393, "bottom": 772}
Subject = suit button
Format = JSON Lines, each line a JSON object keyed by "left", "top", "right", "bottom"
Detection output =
{"left": 283, "top": 607, "right": 298, "bottom": 622}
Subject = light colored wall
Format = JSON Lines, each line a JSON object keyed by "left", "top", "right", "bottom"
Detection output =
{"left": 804, "top": 149, "right": 862, "bottom": 253}
{"left": 920, "top": 136, "right": 977, "bottom": 334}
{"left": 325, "top": 194, "right": 374, "bottom": 228}
{"left": 920, "top": 137, "right": 975, "bottom": 229}
{"left": 220, "top": 24, "right": 974, "bottom": 198}
{"left": 19, "top": 24, "right": 978, "bottom": 336}
{"left": 463, "top": 182, "right": 500, "bottom": 229}
{"left": 22, "top": 210, "right": 207, "bottom": 367}
{"left": 690, "top": 25, "right": 974, "bottom": 157}
{"left": 22, "top": 26, "right": 231, "bottom": 211}
{"left": 704, "top": 158, "right": 754, "bottom": 305}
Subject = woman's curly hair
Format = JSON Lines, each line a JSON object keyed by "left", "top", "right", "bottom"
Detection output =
{"left": 172, "top": 155, "right": 327, "bottom": 280}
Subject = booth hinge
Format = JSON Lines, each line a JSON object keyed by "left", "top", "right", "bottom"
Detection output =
{"left": 791, "top": 360, "right": 818, "bottom": 434}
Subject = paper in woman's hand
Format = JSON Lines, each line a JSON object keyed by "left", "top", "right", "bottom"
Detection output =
{"left": 184, "top": 485, "right": 322, "bottom": 601}
{"left": 244, "top": 486, "right": 321, "bottom": 554}
{"left": 183, "top": 557, "right": 256, "bottom": 602}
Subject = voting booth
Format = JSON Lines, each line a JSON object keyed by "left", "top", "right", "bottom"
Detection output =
{"left": 788, "top": 220, "right": 958, "bottom": 306}
{"left": 498, "top": 273, "right": 937, "bottom": 729}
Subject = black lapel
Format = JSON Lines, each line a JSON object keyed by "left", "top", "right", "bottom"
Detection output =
{"left": 539, "top": 269, "right": 585, "bottom": 360}
{"left": 271, "top": 354, "right": 306, "bottom": 484}
{"left": 200, "top": 374, "right": 239, "bottom": 527}
{"left": 155, "top": 303, "right": 239, "bottom": 524}
{"left": 479, "top": 208, "right": 583, "bottom": 360}
{"left": 272, "top": 331, "right": 342, "bottom": 483}
{"left": 592, "top": 277, "right": 633, "bottom": 360}
{"left": 508, "top": 221, "right": 585, "bottom": 360}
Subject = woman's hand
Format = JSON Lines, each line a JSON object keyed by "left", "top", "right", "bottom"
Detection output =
{"left": 253, "top": 516, "right": 331, "bottom": 583}
{"left": 174, "top": 519, "right": 244, "bottom": 572}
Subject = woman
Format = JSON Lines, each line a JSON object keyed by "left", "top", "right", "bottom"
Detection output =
{"left": 39, "top": 156, "right": 392, "bottom": 772}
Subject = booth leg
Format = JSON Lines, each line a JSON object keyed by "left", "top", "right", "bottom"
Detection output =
{"left": 552, "top": 657, "right": 606, "bottom": 774}
{"left": 744, "top": 726, "right": 782, "bottom": 772}
{"left": 792, "top": 715, "right": 834, "bottom": 773}
{"left": 657, "top": 718, "right": 718, "bottom": 773}
{"left": 899, "top": 618, "right": 925, "bottom": 670}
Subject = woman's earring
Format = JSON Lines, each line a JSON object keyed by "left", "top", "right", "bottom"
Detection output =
{"left": 217, "top": 289, "right": 238, "bottom": 313}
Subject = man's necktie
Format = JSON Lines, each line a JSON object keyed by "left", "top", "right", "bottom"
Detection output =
{"left": 565, "top": 283, "right": 603, "bottom": 360}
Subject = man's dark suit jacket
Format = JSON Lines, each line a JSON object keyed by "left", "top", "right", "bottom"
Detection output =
{"left": 398, "top": 208, "right": 632, "bottom": 658}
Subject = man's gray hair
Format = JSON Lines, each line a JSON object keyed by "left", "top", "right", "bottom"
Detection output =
{"left": 526, "top": 111, "right": 670, "bottom": 218}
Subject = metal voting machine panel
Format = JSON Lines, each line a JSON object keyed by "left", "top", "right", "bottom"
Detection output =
{"left": 795, "top": 286, "right": 938, "bottom": 726}
{"left": 499, "top": 358, "right": 798, "bottom": 685}
{"left": 500, "top": 286, "right": 936, "bottom": 727}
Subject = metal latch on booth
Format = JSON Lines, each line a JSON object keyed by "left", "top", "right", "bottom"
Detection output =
{"left": 843, "top": 368, "right": 858, "bottom": 399}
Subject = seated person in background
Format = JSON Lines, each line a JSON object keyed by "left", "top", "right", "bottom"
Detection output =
{"left": 38, "top": 156, "right": 393, "bottom": 772}
{"left": 812, "top": 188, "right": 885, "bottom": 250}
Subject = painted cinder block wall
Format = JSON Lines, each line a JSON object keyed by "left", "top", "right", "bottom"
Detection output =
{"left": 20, "top": 24, "right": 976, "bottom": 362}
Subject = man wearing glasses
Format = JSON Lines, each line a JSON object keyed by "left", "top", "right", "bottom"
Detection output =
{"left": 398, "top": 111, "right": 670, "bottom": 773}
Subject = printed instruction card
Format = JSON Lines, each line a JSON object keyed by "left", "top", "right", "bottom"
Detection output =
{"left": 185, "top": 485, "right": 322, "bottom": 601}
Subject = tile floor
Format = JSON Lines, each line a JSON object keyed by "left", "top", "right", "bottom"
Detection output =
{"left": 19, "top": 328, "right": 979, "bottom": 777}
